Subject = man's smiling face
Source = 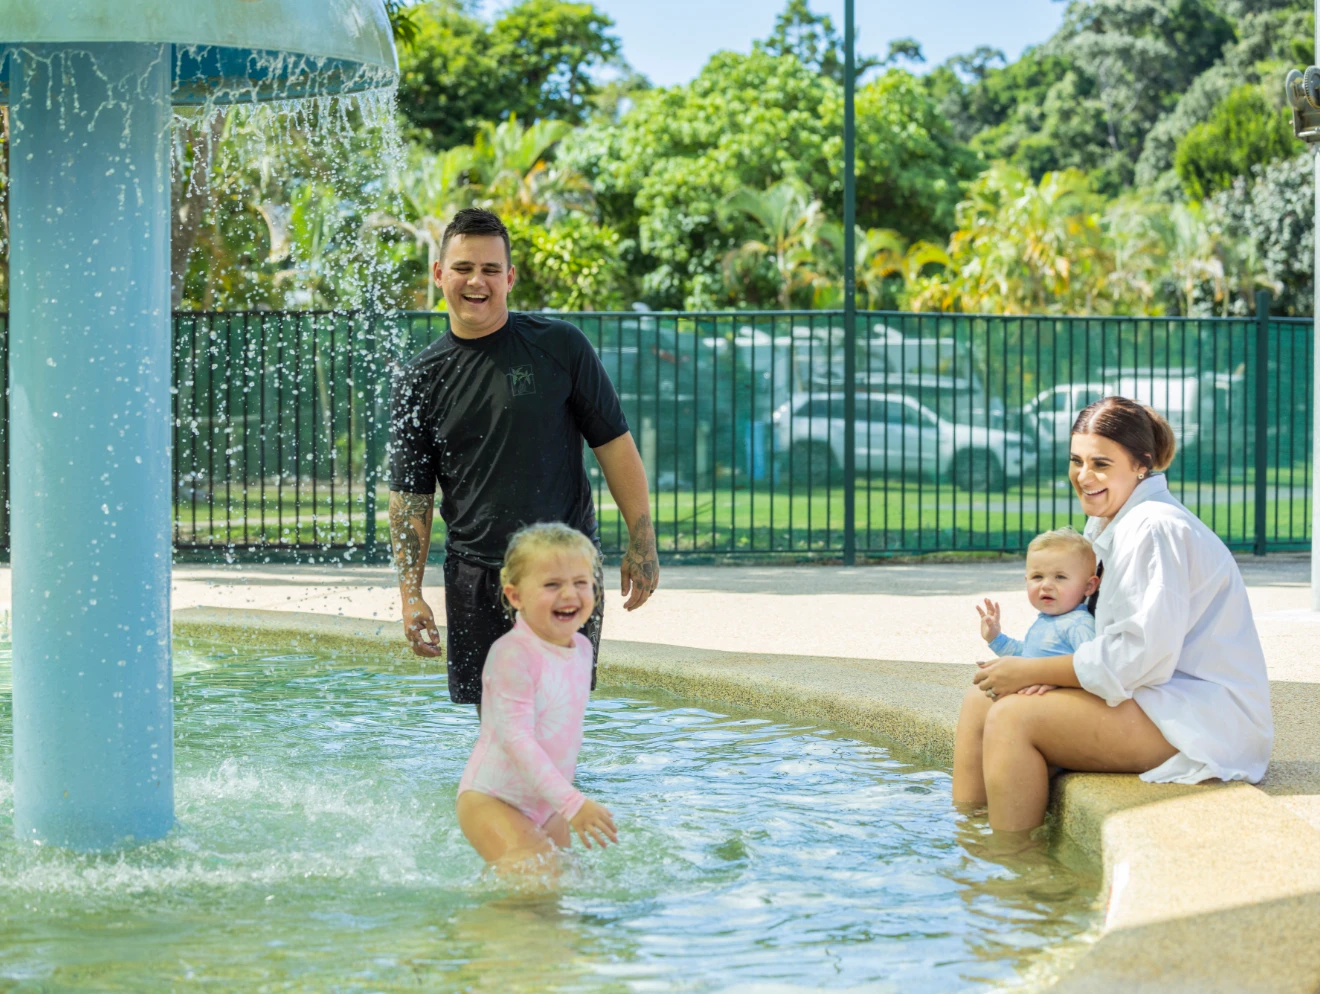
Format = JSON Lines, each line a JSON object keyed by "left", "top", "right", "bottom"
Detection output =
{"left": 433, "top": 234, "right": 515, "bottom": 338}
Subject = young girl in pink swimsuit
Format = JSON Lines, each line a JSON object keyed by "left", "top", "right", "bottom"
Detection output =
{"left": 456, "top": 523, "right": 619, "bottom": 869}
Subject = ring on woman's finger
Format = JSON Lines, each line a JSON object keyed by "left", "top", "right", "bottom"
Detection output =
{"left": 987, "top": 689, "right": 998, "bottom": 700}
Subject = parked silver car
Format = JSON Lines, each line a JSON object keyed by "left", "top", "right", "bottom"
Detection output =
{"left": 771, "top": 392, "right": 1038, "bottom": 489}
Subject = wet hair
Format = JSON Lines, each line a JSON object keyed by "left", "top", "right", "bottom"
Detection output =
{"left": 499, "top": 523, "right": 600, "bottom": 613}
{"left": 441, "top": 207, "right": 512, "bottom": 266}
{"left": 1026, "top": 527, "right": 1096, "bottom": 576}
{"left": 1071, "top": 396, "right": 1176, "bottom": 474}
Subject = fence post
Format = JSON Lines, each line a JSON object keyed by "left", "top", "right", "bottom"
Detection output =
{"left": 0, "top": 314, "right": 8, "bottom": 563}
{"left": 841, "top": 0, "right": 857, "bottom": 566}
{"left": 362, "top": 316, "right": 381, "bottom": 564}
{"left": 1254, "top": 290, "right": 1270, "bottom": 556}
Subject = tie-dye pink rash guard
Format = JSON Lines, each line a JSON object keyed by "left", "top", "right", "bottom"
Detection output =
{"left": 458, "top": 616, "right": 593, "bottom": 826}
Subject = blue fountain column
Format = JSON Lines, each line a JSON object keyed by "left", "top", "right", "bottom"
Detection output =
{"left": 8, "top": 43, "right": 174, "bottom": 849}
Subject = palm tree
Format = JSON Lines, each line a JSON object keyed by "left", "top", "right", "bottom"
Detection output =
{"left": 469, "top": 115, "right": 590, "bottom": 220}
{"left": 363, "top": 145, "right": 474, "bottom": 309}
{"left": 1163, "top": 203, "right": 1226, "bottom": 317}
{"left": 932, "top": 165, "right": 1108, "bottom": 314}
{"left": 1102, "top": 197, "right": 1168, "bottom": 315}
{"left": 810, "top": 225, "right": 951, "bottom": 310}
{"left": 1217, "top": 229, "right": 1281, "bottom": 317}
{"left": 720, "top": 178, "right": 825, "bottom": 309}
{"left": 275, "top": 183, "right": 347, "bottom": 309}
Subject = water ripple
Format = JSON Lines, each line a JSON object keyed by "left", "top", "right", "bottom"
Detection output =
{"left": 0, "top": 640, "right": 1098, "bottom": 992}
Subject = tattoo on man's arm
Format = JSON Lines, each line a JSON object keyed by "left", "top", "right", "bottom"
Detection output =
{"left": 623, "top": 513, "right": 659, "bottom": 591}
{"left": 389, "top": 491, "right": 433, "bottom": 582}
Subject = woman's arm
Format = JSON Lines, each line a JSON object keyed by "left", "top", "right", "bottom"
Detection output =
{"left": 976, "top": 519, "right": 1193, "bottom": 702}
{"left": 1071, "top": 521, "right": 1191, "bottom": 705}
{"left": 973, "top": 655, "right": 1080, "bottom": 697}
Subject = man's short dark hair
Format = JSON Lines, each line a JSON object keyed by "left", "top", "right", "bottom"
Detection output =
{"left": 441, "top": 208, "right": 512, "bottom": 267}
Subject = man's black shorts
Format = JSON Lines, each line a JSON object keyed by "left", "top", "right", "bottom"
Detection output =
{"left": 442, "top": 555, "right": 604, "bottom": 706}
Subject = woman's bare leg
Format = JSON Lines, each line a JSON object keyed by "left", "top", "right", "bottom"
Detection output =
{"left": 981, "top": 690, "right": 1178, "bottom": 832}
{"left": 953, "top": 686, "right": 995, "bottom": 806}
{"left": 457, "top": 791, "right": 559, "bottom": 870}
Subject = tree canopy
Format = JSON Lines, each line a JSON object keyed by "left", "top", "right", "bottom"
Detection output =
{"left": 396, "top": 0, "right": 624, "bottom": 149}
{"left": 563, "top": 50, "right": 979, "bottom": 308}
{"left": 4, "top": 0, "right": 1313, "bottom": 317}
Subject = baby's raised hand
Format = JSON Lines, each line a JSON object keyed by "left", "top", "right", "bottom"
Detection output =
{"left": 975, "top": 598, "right": 1002, "bottom": 643}
{"left": 569, "top": 798, "right": 618, "bottom": 850}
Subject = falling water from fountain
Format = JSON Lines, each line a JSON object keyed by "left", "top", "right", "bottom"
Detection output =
{"left": 0, "top": 0, "right": 398, "bottom": 850}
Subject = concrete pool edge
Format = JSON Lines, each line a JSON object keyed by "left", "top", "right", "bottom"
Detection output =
{"left": 174, "top": 608, "right": 1320, "bottom": 993}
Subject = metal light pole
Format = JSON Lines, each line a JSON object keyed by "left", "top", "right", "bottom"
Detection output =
{"left": 842, "top": 0, "right": 857, "bottom": 566}
{"left": 1281, "top": 19, "right": 1320, "bottom": 609}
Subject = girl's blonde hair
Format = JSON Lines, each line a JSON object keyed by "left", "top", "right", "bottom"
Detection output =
{"left": 499, "top": 523, "right": 601, "bottom": 611}
{"left": 1026, "top": 526, "right": 1097, "bottom": 574}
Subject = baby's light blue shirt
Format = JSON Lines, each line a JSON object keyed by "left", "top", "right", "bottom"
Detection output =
{"left": 989, "top": 604, "right": 1095, "bottom": 658}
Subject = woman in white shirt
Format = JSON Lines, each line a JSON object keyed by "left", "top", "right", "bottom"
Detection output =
{"left": 952, "top": 396, "right": 1274, "bottom": 833}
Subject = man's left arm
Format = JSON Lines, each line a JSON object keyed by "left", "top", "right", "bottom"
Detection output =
{"left": 593, "top": 432, "right": 658, "bottom": 611}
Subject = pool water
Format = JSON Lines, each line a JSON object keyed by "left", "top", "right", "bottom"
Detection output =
{"left": 0, "top": 641, "right": 1099, "bottom": 992}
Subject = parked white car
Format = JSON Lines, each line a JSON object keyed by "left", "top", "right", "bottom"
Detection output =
{"left": 1019, "top": 382, "right": 1107, "bottom": 454}
{"left": 771, "top": 392, "right": 1038, "bottom": 489}
{"left": 1021, "top": 372, "right": 1245, "bottom": 473}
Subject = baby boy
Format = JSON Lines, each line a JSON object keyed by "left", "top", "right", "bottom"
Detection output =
{"left": 976, "top": 527, "right": 1099, "bottom": 696}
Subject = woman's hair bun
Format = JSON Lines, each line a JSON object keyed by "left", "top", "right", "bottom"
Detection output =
{"left": 1142, "top": 405, "right": 1177, "bottom": 473}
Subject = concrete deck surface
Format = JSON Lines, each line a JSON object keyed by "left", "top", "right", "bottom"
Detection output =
{"left": 41, "top": 554, "right": 1318, "bottom": 678}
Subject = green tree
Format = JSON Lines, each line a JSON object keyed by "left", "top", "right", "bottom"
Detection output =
{"left": 384, "top": 0, "right": 422, "bottom": 48}
{"left": 364, "top": 145, "right": 475, "bottom": 308}
{"left": 719, "top": 179, "right": 827, "bottom": 309}
{"left": 758, "top": 0, "right": 883, "bottom": 82}
{"left": 930, "top": 0, "right": 1236, "bottom": 192}
{"left": 814, "top": 226, "right": 950, "bottom": 309}
{"left": 909, "top": 165, "right": 1111, "bottom": 314}
{"left": 563, "top": 51, "right": 978, "bottom": 308}
{"left": 468, "top": 116, "right": 589, "bottom": 219}
{"left": 1209, "top": 153, "right": 1313, "bottom": 316}
{"left": 1164, "top": 201, "right": 1226, "bottom": 315}
{"left": 507, "top": 212, "right": 627, "bottom": 310}
{"left": 1174, "top": 84, "right": 1295, "bottom": 200}
{"left": 397, "top": 0, "right": 623, "bottom": 149}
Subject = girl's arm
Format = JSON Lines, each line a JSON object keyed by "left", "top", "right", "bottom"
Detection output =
{"left": 484, "top": 643, "right": 586, "bottom": 821}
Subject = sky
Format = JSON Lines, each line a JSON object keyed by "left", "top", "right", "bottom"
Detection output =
{"left": 473, "top": 0, "right": 1068, "bottom": 86}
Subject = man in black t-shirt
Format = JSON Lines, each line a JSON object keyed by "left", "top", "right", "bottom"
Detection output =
{"left": 388, "top": 208, "right": 659, "bottom": 706}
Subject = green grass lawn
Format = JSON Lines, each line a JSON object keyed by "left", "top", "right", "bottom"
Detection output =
{"left": 173, "top": 480, "right": 1311, "bottom": 557}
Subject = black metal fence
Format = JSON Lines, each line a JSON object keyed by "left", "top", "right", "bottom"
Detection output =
{"left": 0, "top": 304, "right": 1312, "bottom": 561}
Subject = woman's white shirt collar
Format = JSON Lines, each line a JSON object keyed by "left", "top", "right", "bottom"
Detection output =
{"left": 1084, "top": 473, "right": 1169, "bottom": 558}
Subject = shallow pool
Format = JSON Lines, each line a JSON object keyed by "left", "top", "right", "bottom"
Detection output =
{"left": 0, "top": 641, "right": 1098, "bottom": 992}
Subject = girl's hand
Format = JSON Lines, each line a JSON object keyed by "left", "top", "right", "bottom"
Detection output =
{"left": 569, "top": 799, "right": 618, "bottom": 849}
{"left": 975, "top": 598, "right": 1002, "bottom": 643}
{"left": 972, "top": 658, "right": 1031, "bottom": 700}
{"left": 1017, "top": 684, "right": 1057, "bottom": 696}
